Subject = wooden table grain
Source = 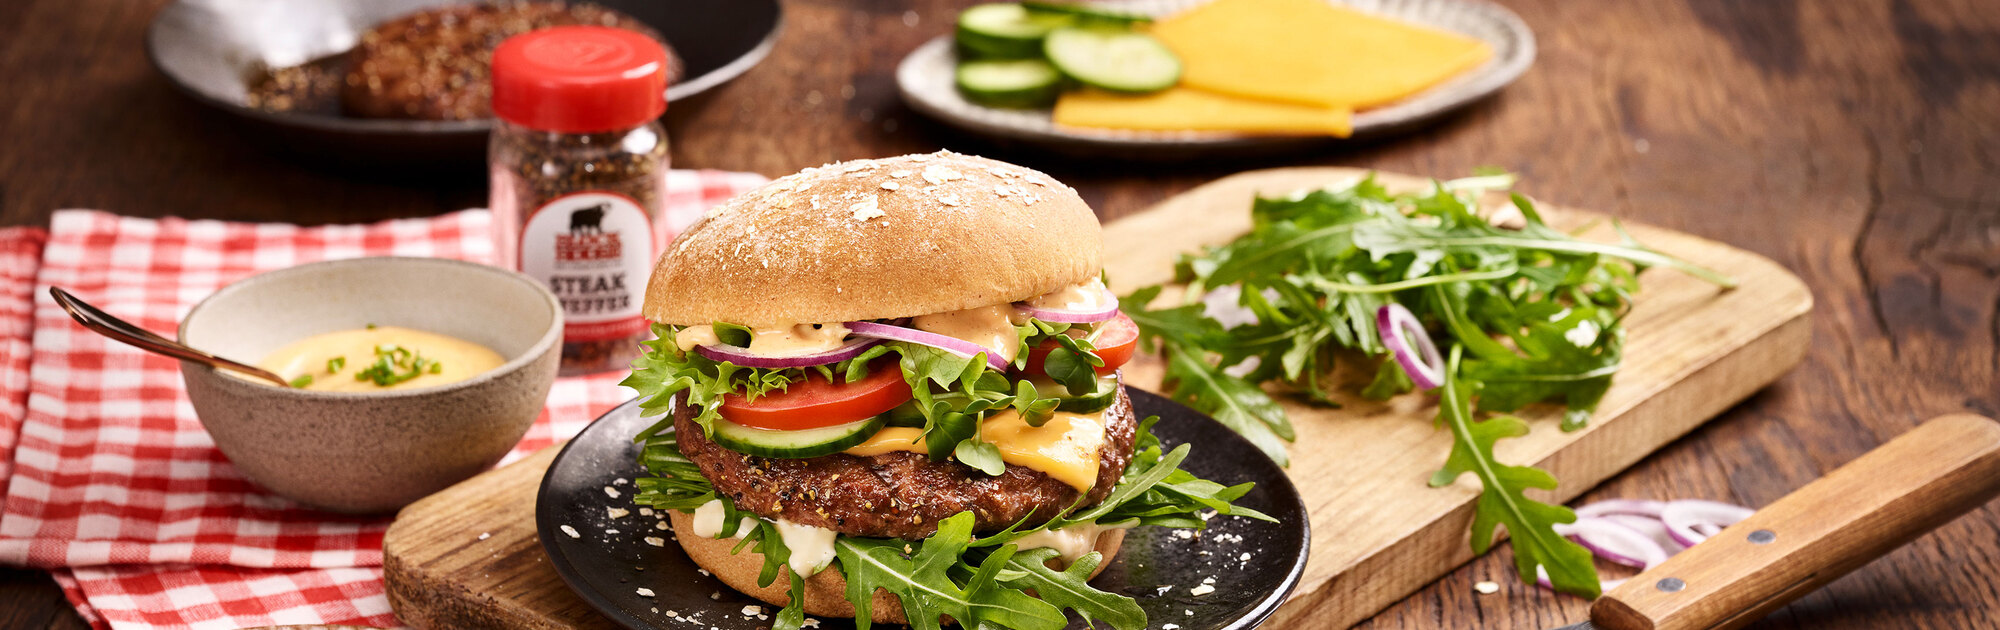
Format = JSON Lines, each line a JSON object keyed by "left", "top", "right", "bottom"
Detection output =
{"left": 1, "top": 0, "right": 1995, "bottom": 629}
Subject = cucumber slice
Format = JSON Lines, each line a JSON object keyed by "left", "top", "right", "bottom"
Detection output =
{"left": 1023, "top": 1, "right": 1152, "bottom": 25}
{"left": 708, "top": 415, "right": 887, "bottom": 459}
{"left": 1054, "top": 375, "right": 1121, "bottom": 413}
{"left": 957, "top": 3, "right": 1072, "bottom": 59}
{"left": 1043, "top": 27, "right": 1181, "bottom": 93}
{"left": 957, "top": 59, "right": 1064, "bottom": 108}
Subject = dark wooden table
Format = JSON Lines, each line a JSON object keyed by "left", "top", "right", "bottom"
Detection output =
{"left": 4, "top": 0, "right": 1997, "bottom": 628}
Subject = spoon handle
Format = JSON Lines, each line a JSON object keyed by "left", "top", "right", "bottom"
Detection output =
{"left": 48, "top": 287, "right": 295, "bottom": 388}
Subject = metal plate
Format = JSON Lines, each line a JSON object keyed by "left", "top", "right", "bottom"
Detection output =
{"left": 536, "top": 389, "right": 1311, "bottom": 630}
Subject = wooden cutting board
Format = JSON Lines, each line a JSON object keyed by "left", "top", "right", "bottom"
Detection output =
{"left": 382, "top": 167, "right": 1812, "bottom": 629}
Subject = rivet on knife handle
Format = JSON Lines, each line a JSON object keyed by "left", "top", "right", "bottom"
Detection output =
{"left": 1588, "top": 414, "right": 2000, "bottom": 630}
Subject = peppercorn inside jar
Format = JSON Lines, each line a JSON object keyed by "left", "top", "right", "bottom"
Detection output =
{"left": 489, "top": 26, "right": 670, "bottom": 376}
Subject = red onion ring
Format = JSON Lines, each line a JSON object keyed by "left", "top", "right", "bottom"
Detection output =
{"left": 1575, "top": 499, "right": 1666, "bottom": 519}
{"left": 1661, "top": 499, "right": 1754, "bottom": 547}
{"left": 1601, "top": 513, "right": 1685, "bottom": 552}
{"left": 1017, "top": 288, "right": 1121, "bottom": 323}
{"left": 1531, "top": 499, "right": 1752, "bottom": 596}
{"left": 847, "top": 321, "right": 1010, "bottom": 371}
{"left": 694, "top": 338, "right": 880, "bottom": 369}
{"left": 1554, "top": 517, "right": 1669, "bottom": 569}
{"left": 1376, "top": 303, "right": 1445, "bottom": 389}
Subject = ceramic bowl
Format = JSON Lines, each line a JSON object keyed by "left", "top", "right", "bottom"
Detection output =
{"left": 179, "top": 257, "right": 561, "bottom": 514}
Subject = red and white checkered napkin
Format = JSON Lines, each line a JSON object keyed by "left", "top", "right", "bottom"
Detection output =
{"left": 0, "top": 169, "right": 768, "bottom": 629}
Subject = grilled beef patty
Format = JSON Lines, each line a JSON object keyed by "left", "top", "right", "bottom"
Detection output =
{"left": 342, "top": 1, "right": 674, "bottom": 120}
{"left": 675, "top": 384, "right": 1140, "bottom": 540}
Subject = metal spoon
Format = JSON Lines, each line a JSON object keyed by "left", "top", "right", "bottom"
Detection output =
{"left": 49, "top": 287, "right": 295, "bottom": 388}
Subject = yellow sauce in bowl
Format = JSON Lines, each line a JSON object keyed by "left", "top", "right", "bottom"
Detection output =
{"left": 258, "top": 326, "right": 506, "bottom": 392}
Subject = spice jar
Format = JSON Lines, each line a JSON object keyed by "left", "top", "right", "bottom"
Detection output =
{"left": 489, "top": 26, "right": 670, "bottom": 376}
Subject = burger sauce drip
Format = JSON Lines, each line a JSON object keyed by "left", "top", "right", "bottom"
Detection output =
{"left": 911, "top": 304, "right": 1024, "bottom": 363}
{"left": 673, "top": 323, "right": 851, "bottom": 357}
{"left": 1024, "top": 278, "right": 1115, "bottom": 312}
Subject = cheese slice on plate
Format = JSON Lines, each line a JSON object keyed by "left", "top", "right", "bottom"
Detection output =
{"left": 1151, "top": 0, "right": 1494, "bottom": 110}
{"left": 1053, "top": 87, "right": 1353, "bottom": 136}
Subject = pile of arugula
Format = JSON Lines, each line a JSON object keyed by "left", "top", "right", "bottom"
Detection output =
{"left": 630, "top": 413, "right": 1273, "bottom": 630}
{"left": 1122, "top": 173, "right": 1733, "bottom": 597}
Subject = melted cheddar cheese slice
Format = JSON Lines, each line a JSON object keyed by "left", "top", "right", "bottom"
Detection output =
{"left": 1053, "top": 87, "right": 1353, "bottom": 136}
{"left": 843, "top": 409, "right": 1107, "bottom": 492}
{"left": 1151, "top": 0, "right": 1494, "bottom": 109}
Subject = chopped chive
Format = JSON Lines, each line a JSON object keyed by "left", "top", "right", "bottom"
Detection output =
{"left": 327, "top": 356, "right": 345, "bottom": 373}
{"left": 288, "top": 374, "right": 314, "bottom": 388}
{"left": 366, "top": 323, "right": 378, "bottom": 330}
{"left": 429, "top": 362, "right": 443, "bottom": 374}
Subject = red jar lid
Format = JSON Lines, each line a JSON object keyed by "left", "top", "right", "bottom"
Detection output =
{"left": 491, "top": 26, "right": 669, "bottom": 133}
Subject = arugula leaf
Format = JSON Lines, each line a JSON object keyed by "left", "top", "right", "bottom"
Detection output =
{"left": 1431, "top": 345, "right": 1600, "bottom": 598}
{"left": 836, "top": 513, "right": 1069, "bottom": 630}
{"left": 1150, "top": 346, "right": 1292, "bottom": 466}
{"left": 999, "top": 547, "right": 1146, "bottom": 629}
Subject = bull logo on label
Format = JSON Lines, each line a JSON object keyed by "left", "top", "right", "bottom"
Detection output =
{"left": 568, "top": 203, "right": 607, "bottom": 235}
{"left": 557, "top": 203, "right": 621, "bottom": 261}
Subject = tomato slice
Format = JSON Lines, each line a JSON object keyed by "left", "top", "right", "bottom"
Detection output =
{"left": 1023, "top": 312, "right": 1139, "bottom": 378}
{"left": 718, "top": 361, "right": 913, "bottom": 431}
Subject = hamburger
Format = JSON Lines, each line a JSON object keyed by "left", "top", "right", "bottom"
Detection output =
{"left": 622, "top": 151, "right": 1272, "bottom": 629}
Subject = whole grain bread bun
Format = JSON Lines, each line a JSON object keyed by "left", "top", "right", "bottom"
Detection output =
{"left": 668, "top": 510, "right": 1125, "bottom": 624}
{"left": 644, "top": 151, "right": 1102, "bottom": 328}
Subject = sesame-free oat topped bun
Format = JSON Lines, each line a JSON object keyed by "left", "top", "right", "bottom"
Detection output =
{"left": 643, "top": 151, "right": 1103, "bottom": 328}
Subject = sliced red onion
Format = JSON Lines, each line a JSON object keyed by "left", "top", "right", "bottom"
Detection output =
{"left": 1536, "top": 567, "right": 1628, "bottom": 592}
{"left": 1601, "top": 513, "right": 1686, "bottom": 553}
{"left": 1532, "top": 498, "right": 1754, "bottom": 597}
{"left": 1575, "top": 499, "right": 1666, "bottom": 520}
{"left": 1017, "top": 288, "right": 1121, "bottom": 323}
{"left": 694, "top": 338, "right": 880, "bottom": 369}
{"left": 1554, "top": 517, "right": 1670, "bottom": 569}
{"left": 1377, "top": 303, "right": 1445, "bottom": 389}
{"left": 847, "top": 321, "right": 1009, "bottom": 371}
{"left": 1661, "top": 500, "right": 1754, "bottom": 547}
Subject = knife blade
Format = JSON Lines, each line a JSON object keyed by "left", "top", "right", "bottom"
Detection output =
{"left": 1544, "top": 413, "right": 2000, "bottom": 630}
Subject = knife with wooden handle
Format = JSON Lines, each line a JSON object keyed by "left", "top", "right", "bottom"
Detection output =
{"left": 1553, "top": 413, "right": 2000, "bottom": 630}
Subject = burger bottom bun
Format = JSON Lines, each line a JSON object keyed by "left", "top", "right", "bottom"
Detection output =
{"left": 667, "top": 510, "right": 1126, "bottom": 624}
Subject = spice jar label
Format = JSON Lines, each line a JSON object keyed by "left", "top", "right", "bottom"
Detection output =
{"left": 520, "top": 191, "right": 654, "bottom": 342}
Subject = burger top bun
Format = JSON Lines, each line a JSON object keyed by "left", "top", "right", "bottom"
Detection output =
{"left": 644, "top": 151, "right": 1103, "bottom": 328}
{"left": 667, "top": 510, "right": 1125, "bottom": 624}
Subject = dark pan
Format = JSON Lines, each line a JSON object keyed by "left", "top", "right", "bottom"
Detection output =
{"left": 146, "top": 0, "right": 781, "bottom": 172}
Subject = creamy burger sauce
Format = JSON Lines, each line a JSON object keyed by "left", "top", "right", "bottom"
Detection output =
{"left": 911, "top": 304, "right": 1025, "bottom": 363}
{"left": 676, "top": 280, "right": 1103, "bottom": 364}
{"left": 256, "top": 326, "right": 505, "bottom": 392}
{"left": 675, "top": 322, "right": 852, "bottom": 357}
{"left": 690, "top": 500, "right": 759, "bottom": 540}
{"left": 1023, "top": 277, "right": 1114, "bottom": 312}
{"left": 1011, "top": 520, "right": 1136, "bottom": 564}
{"left": 691, "top": 499, "right": 839, "bottom": 576}
{"left": 842, "top": 407, "right": 1108, "bottom": 493}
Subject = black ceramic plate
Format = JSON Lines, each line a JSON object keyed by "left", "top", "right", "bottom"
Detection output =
{"left": 537, "top": 389, "right": 1310, "bottom": 630}
{"left": 146, "top": 0, "right": 781, "bottom": 169}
